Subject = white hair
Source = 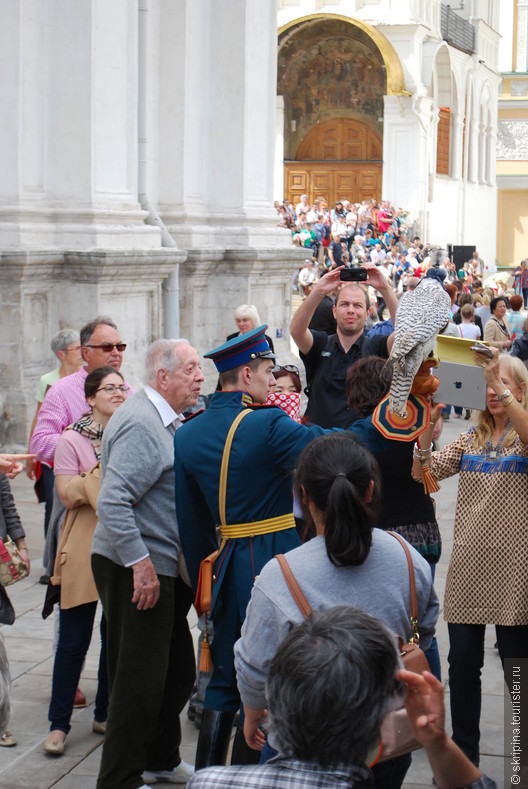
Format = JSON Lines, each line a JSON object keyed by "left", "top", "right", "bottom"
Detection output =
{"left": 233, "top": 304, "right": 260, "bottom": 328}
{"left": 144, "top": 339, "right": 191, "bottom": 384}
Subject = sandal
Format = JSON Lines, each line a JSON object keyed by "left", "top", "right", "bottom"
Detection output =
{"left": 0, "top": 732, "right": 17, "bottom": 747}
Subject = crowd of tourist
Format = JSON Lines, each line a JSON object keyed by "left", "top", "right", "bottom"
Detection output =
{"left": 2, "top": 220, "right": 525, "bottom": 787}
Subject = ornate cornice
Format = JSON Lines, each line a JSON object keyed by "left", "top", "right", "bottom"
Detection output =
{"left": 0, "top": 249, "right": 186, "bottom": 283}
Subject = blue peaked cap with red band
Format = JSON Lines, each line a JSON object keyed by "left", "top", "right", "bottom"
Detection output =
{"left": 204, "top": 324, "right": 275, "bottom": 373}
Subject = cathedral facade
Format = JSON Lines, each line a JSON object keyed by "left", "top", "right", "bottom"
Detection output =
{"left": 0, "top": 0, "right": 502, "bottom": 445}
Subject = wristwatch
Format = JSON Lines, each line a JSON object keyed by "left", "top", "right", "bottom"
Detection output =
{"left": 497, "top": 389, "right": 512, "bottom": 401}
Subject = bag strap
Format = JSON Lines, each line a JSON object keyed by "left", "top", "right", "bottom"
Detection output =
{"left": 387, "top": 531, "right": 419, "bottom": 644}
{"left": 276, "top": 554, "right": 312, "bottom": 619}
{"left": 218, "top": 409, "right": 251, "bottom": 527}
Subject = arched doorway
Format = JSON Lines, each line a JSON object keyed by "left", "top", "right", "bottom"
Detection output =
{"left": 277, "top": 15, "right": 404, "bottom": 208}
{"left": 284, "top": 118, "right": 382, "bottom": 207}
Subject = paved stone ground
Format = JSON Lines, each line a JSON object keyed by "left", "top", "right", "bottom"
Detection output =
{"left": 0, "top": 416, "right": 507, "bottom": 788}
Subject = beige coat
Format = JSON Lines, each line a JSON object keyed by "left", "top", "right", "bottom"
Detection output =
{"left": 483, "top": 315, "right": 512, "bottom": 350}
{"left": 51, "top": 464, "right": 100, "bottom": 609}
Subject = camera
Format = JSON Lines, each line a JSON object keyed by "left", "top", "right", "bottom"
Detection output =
{"left": 340, "top": 267, "right": 368, "bottom": 282}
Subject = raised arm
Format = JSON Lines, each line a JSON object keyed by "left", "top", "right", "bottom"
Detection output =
{"left": 30, "top": 387, "right": 71, "bottom": 462}
{"left": 290, "top": 267, "right": 343, "bottom": 354}
{"left": 399, "top": 670, "right": 486, "bottom": 789}
{"left": 0, "top": 454, "right": 34, "bottom": 479}
{"left": 364, "top": 263, "right": 398, "bottom": 325}
{"left": 481, "top": 347, "right": 528, "bottom": 443}
{"left": 26, "top": 402, "right": 42, "bottom": 480}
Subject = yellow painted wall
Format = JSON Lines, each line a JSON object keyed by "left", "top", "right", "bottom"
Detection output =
{"left": 497, "top": 161, "right": 528, "bottom": 175}
{"left": 498, "top": 107, "right": 528, "bottom": 120}
{"left": 497, "top": 190, "right": 528, "bottom": 265}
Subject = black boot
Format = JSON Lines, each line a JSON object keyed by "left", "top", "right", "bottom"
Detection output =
{"left": 195, "top": 709, "right": 236, "bottom": 770}
{"left": 230, "top": 726, "right": 261, "bottom": 766}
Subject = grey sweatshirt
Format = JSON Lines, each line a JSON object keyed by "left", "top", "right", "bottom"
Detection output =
{"left": 235, "top": 531, "right": 438, "bottom": 711}
{"left": 92, "top": 390, "right": 180, "bottom": 577}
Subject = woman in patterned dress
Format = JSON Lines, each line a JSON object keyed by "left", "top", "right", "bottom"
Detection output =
{"left": 412, "top": 348, "right": 528, "bottom": 767}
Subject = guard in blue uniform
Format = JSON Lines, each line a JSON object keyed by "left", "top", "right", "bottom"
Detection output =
{"left": 174, "top": 326, "right": 332, "bottom": 769}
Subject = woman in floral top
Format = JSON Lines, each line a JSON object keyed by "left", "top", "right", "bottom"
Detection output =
{"left": 412, "top": 348, "right": 528, "bottom": 767}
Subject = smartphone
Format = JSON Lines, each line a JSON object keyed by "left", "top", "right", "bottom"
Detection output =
{"left": 469, "top": 341, "right": 494, "bottom": 358}
{"left": 339, "top": 267, "right": 368, "bottom": 282}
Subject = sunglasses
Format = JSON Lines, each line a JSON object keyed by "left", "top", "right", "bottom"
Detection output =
{"left": 95, "top": 384, "right": 130, "bottom": 394}
{"left": 272, "top": 365, "right": 299, "bottom": 375}
{"left": 84, "top": 343, "right": 127, "bottom": 353}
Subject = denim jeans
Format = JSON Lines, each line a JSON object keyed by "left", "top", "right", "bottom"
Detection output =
{"left": 48, "top": 602, "right": 108, "bottom": 733}
{"left": 448, "top": 622, "right": 528, "bottom": 764}
{"left": 423, "top": 562, "right": 441, "bottom": 680}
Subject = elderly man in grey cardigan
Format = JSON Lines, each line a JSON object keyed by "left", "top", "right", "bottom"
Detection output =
{"left": 91, "top": 339, "right": 204, "bottom": 789}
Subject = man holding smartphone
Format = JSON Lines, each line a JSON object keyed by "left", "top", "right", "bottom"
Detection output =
{"left": 290, "top": 265, "right": 398, "bottom": 428}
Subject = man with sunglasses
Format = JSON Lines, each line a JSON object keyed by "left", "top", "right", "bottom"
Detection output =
{"left": 31, "top": 316, "right": 134, "bottom": 463}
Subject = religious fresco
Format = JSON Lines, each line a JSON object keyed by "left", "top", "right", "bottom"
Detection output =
{"left": 278, "top": 19, "right": 387, "bottom": 160}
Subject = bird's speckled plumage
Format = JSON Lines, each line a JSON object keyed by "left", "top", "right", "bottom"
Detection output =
{"left": 389, "top": 277, "right": 452, "bottom": 417}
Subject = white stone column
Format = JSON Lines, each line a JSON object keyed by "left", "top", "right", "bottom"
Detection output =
{"left": 487, "top": 125, "right": 497, "bottom": 186}
{"left": 451, "top": 111, "right": 464, "bottom": 181}
{"left": 0, "top": 1, "right": 48, "bottom": 248}
{"left": 157, "top": 0, "right": 288, "bottom": 248}
{"left": 382, "top": 94, "right": 432, "bottom": 236}
{"left": 478, "top": 120, "right": 486, "bottom": 183}
{"left": 516, "top": 0, "right": 528, "bottom": 72}
{"left": 275, "top": 96, "right": 285, "bottom": 203}
{"left": 468, "top": 119, "right": 480, "bottom": 183}
{"left": 428, "top": 106, "right": 440, "bottom": 202}
{"left": 0, "top": 0, "right": 160, "bottom": 250}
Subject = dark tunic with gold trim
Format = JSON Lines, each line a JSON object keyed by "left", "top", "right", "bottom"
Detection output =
{"left": 174, "top": 390, "right": 330, "bottom": 711}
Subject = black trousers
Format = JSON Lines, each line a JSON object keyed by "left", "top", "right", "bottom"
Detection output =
{"left": 448, "top": 622, "right": 528, "bottom": 764}
{"left": 92, "top": 555, "right": 195, "bottom": 789}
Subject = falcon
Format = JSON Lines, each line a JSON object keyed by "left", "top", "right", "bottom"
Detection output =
{"left": 388, "top": 269, "right": 452, "bottom": 417}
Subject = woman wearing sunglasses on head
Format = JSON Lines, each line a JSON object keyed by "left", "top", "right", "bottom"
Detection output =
{"left": 43, "top": 367, "right": 128, "bottom": 756}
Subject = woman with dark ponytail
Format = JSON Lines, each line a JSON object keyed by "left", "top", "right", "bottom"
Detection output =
{"left": 234, "top": 433, "right": 438, "bottom": 789}
{"left": 296, "top": 433, "right": 378, "bottom": 567}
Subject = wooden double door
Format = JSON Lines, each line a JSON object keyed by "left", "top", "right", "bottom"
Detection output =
{"left": 284, "top": 118, "right": 382, "bottom": 207}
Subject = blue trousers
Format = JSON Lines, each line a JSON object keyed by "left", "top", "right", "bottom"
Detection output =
{"left": 206, "top": 560, "right": 247, "bottom": 712}
{"left": 48, "top": 602, "right": 108, "bottom": 733}
{"left": 448, "top": 622, "right": 528, "bottom": 764}
{"left": 423, "top": 562, "right": 441, "bottom": 681}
